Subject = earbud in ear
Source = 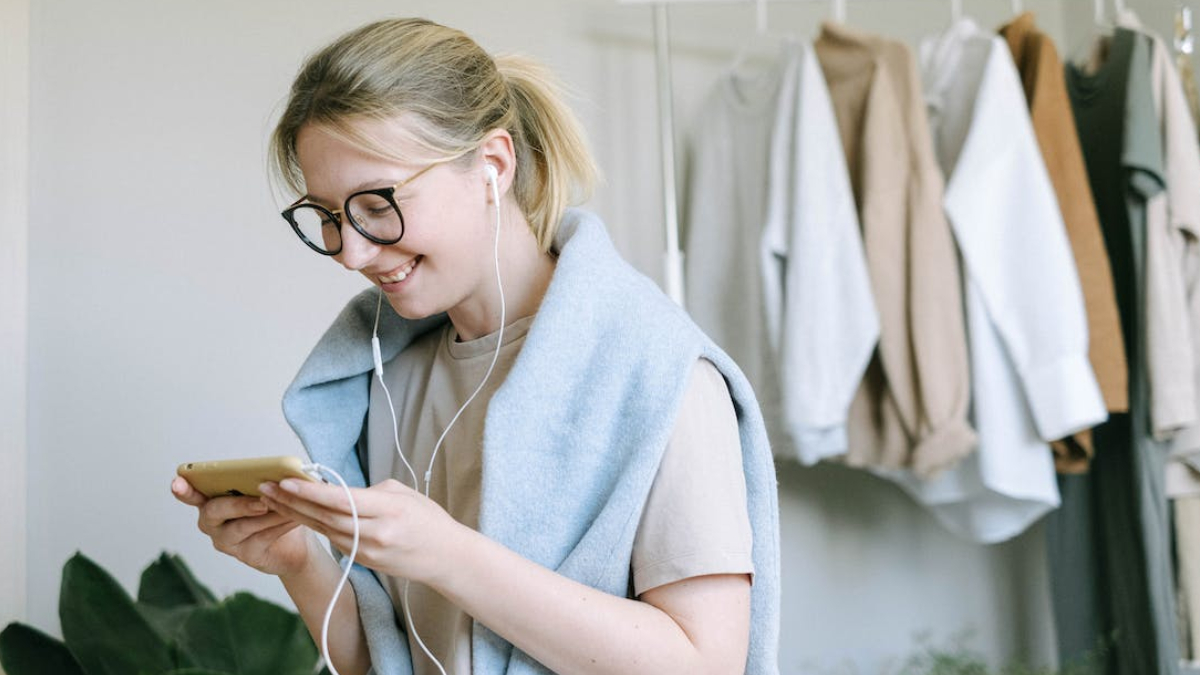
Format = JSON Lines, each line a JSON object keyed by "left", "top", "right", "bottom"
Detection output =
{"left": 484, "top": 163, "right": 499, "bottom": 184}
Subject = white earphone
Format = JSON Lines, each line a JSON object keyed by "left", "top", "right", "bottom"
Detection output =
{"left": 322, "top": 158, "right": 507, "bottom": 675}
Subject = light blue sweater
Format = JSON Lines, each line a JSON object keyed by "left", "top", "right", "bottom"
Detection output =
{"left": 282, "top": 209, "right": 780, "bottom": 675}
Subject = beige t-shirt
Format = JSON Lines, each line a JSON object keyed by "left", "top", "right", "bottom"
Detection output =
{"left": 365, "top": 316, "right": 754, "bottom": 675}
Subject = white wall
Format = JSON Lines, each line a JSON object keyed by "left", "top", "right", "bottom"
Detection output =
{"left": 22, "top": 0, "right": 1072, "bottom": 671}
{"left": 0, "top": 0, "right": 30, "bottom": 642}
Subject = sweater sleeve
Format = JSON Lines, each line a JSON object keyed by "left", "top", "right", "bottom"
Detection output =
{"left": 944, "top": 43, "right": 1107, "bottom": 442}
{"left": 896, "top": 44, "right": 977, "bottom": 475}
{"left": 764, "top": 46, "right": 879, "bottom": 465}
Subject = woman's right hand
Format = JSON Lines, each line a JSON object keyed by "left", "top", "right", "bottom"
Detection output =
{"left": 171, "top": 476, "right": 315, "bottom": 577}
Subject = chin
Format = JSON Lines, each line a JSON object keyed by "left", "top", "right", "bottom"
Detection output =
{"left": 384, "top": 296, "right": 447, "bottom": 322}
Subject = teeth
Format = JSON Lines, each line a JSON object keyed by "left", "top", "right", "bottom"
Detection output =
{"left": 380, "top": 259, "right": 417, "bottom": 284}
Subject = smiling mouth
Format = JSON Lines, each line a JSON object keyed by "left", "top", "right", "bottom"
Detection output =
{"left": 379, "top": 256, "right": 421, "bottom": 284}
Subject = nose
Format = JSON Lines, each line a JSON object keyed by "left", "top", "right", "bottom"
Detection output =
{"left": 332, "top": 217, "right": 381, "bottom": 271}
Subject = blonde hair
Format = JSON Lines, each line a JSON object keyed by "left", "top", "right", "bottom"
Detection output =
{"left": 269, "top": 18, "right": 598, "bottom": 251}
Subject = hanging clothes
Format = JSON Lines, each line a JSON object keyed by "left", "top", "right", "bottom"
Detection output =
{"left": 760, "top": 42, "right": 880, "bottom": 464}
{"left": 1175, "top": 495, "right": 1200, "bottom": 660}
{"left": 1116, "top": 11, "right": 1200, "bottom": 448}
{"left": 814, "top": 22, "right": 976, "bottom": 479}
{"left": 1000, "top": 12, "right": 1129, "bottom": 473}
{"left": 1116, "top": 11, "right": 1200, "bottom": 473}
{"left": 872, "top": 18, "right": 1105, "bottom": 545}
{"left": 1170, "top": 453, "right": 1200, "bottom": 663}
{"left": 1174, "top": 7, "right": 1200, "bottom": 128}
{"left": 1055, "top": 26, "right": 1180, "bottom": 675}
{"left": 1118, "top": 11, "right": 1200, "bottom": 667}
{"left": 682, "top": 41, "right": 878, "bottom": 465}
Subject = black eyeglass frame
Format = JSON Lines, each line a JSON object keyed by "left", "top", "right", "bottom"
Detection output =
{"left": 280, "top": 161, "right": 440, "bottom": 256}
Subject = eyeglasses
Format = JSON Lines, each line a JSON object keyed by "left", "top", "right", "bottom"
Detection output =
{"left": 280, "top": 162, "right": 440, "bottom": 256}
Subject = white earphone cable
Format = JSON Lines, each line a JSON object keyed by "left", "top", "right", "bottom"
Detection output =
{"left": 301, "top": 462, "right": 359, "bottom": 675}
{"left": 326, "top": 165, "right": 503, "bottom": 675}
{"left": 374, "top": 290, "right": 420, "bottom": 487}
{"left": 422, "top": 169, "right": 506, "bottom": 494}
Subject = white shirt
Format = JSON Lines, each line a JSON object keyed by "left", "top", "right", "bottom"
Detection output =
{"left": 685, "top": 41, "right": 878, "bottom": 465}
{"left": 879, "top": 20, "right": 1106, "bottom": 543}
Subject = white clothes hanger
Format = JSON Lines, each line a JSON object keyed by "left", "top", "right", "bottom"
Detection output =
{"left": 729, "top": 0, "right": 791, "bottom": 81}
{"left": 1070, "top": 0, "right": 1116, "bottom": 72}
{"left": 1011, "top": 0, "right": 1023, "bottom": 15}
{"left": 950, "top": 0, "right": 963, "bottom": 22}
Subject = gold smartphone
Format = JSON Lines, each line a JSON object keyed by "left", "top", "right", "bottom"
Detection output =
{"left": 177, "top": 455, "right": 319, "bottom": 498}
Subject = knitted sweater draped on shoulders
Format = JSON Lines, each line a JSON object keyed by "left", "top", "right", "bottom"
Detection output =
{"left": 282, "top": 208, "right": 780, "bottom": 675}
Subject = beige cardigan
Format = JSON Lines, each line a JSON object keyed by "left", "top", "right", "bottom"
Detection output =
{"left": 815, "top": 23, "right": 976, "bottom": 477}
{"left": 1000, "top": 12, "right": 1129, "bottom": 473}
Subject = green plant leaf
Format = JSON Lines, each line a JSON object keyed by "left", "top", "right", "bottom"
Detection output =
{"left": 138, "top": 553, "right": 218, "bottom": 609}
{"left": 137, "top": 602, "right": 199, "bottom": 648}
{"left": 0, "top": 623, "right": 85, "bottom": 675}
{"left": 176, "top": 592, "right": 319, "bottom": 675}
{"left": 58, "top": 552, "right": 175, "bottom": 675}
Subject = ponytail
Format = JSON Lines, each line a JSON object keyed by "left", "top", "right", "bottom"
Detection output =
{"left": 496, "top": 55, "right": 598, "bottom": 250}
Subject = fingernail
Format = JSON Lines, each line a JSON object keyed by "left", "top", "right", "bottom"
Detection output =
{"left": 280, "top": 479, "right": 299, "bottom": 494}
{"left": 258, "top": 482, "right": 274, "bottom": 496}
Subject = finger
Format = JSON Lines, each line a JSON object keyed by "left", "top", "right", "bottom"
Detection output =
{"left": 171, "top": 476, "right": 208, "bottom": 508}
{"left": 221, "top": 511, "right": 294, "bottom": 547}
{"left": 274, "top": 478, "right": 359, "bottom": 515}
{"left": 326, "top": 530, "right": 363, "bottom": 562}
{"left": 262, "top": 480, "right": 367, "bottom": 522}
{"left": 199, "top": 495, "right": 270, "bottom": 530}
{"left": 261, "top": 493, "right": 357, "bottom": 539}
{"left": 226, "top": 520, "right": 304, "bottom": 567}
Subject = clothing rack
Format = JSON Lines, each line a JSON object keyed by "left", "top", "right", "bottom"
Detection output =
{"left": 619, "top": 0, "right": 859, "bottom": 305}
{"left": 616, "top": 0, "right": 1033, "bottom": 305}
{"left": 618, "top": 0, "right": 1200, "bottom": 671}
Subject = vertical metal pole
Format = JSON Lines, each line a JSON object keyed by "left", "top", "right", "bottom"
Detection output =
{"left": 833, "top": 0, "right": 847, "bottom": 23}
{"left": 652, "top": 3, "right": 685, "bottom": 306}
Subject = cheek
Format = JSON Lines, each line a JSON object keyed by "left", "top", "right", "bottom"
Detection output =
{"left": 409, "top": 199, "right": 488, "bottom": 254}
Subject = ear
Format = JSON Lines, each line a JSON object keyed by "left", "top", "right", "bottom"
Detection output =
{"left": 477, "top": 129, "right": 516, "bottom": 203}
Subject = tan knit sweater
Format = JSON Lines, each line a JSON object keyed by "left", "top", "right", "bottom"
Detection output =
{"left": 815, "top": 23, "right": 977, "bottom": 478}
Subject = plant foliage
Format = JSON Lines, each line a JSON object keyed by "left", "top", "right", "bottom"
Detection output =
{"left": 0, "top": 552, "right": 322, "bottom": 675}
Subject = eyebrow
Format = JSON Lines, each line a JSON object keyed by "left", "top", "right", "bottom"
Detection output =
{"left": 305, "top": 178, "right": 395, "bottom": 206}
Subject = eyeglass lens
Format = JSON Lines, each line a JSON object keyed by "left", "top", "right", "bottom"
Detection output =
{"left": 291, "top": 192, "right": 404, "bottom": 253}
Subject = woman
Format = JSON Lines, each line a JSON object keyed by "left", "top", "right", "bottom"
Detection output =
{"left": 171, "top": 17, "right": 779, "bottom": 675}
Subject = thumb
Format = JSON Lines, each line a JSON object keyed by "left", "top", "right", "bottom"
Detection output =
{"left": 171, "top": 476, "right": 208, "bottom": 507}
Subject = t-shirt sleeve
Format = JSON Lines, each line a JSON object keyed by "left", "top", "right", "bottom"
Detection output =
{"left": 630, "top": 358, "right": 755, "bottom": 597}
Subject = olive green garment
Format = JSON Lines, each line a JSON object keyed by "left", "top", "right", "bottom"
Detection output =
{"left": 1051, "top": 27, "right": 1180, "bottom": 675}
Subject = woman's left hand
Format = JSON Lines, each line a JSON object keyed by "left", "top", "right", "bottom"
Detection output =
{"left": 257, "top": 478, "right": 463, "bottom": 584}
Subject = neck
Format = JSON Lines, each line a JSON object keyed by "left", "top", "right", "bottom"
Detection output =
{"left": 448, "top": 205, "right": 555, "bottom": 341}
